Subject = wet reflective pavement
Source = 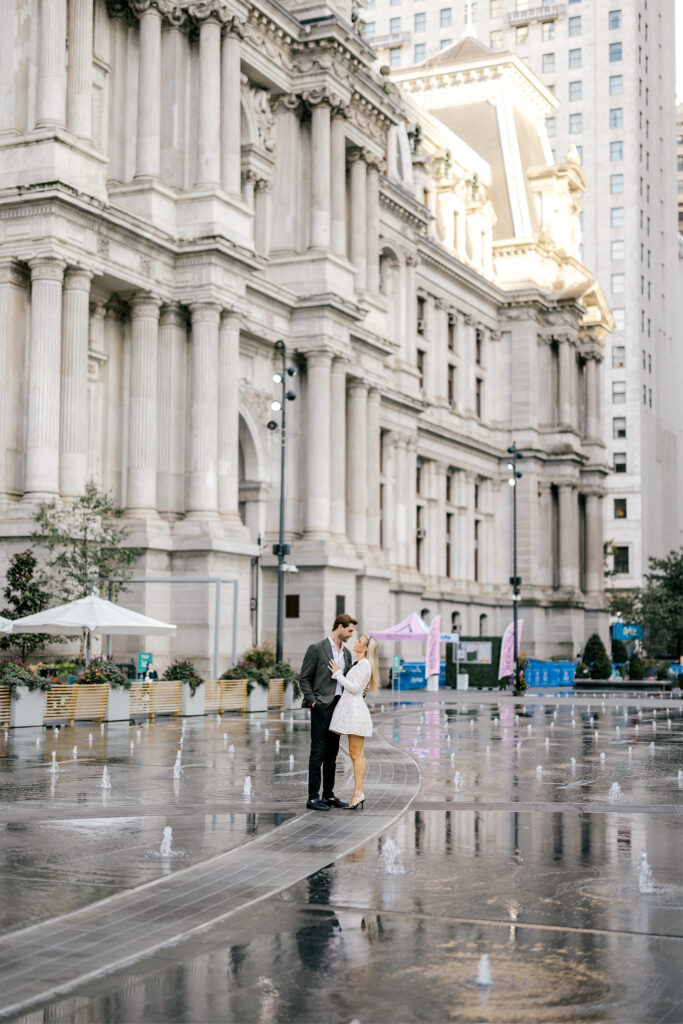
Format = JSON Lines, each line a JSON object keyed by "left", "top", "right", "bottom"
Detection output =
{"left": 2, "top": 694, "right": 682, "bottom": 1022}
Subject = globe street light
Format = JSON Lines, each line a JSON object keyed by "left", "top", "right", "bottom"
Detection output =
{"left": 507, "top": 442, "right": 524, "bottom": 694}
{"left": 269, "top": 340, "right": 297, "bottom": 662}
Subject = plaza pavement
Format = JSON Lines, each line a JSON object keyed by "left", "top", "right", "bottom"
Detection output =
{"left": 0, "top": 690, "right": 681, "bottom": 1022}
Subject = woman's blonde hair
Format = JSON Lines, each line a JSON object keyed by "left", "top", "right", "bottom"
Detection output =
{"left": 363, "top": 635, "right": 380, "bottom": 695}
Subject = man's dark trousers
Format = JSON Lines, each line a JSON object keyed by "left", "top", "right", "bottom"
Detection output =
{"left": 308, "top": 695, "right": 341, "bottom": 800}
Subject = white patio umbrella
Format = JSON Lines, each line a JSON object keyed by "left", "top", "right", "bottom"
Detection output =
{"left": 6, "top": 594, "right": 176, "bottom": 662}
{"left": 0, "top": 615, "right": 12, "bottom": 633}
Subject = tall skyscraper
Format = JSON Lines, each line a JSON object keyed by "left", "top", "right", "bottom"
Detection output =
{"left": 364, "top": 0, "right": 682, "bottom": 590}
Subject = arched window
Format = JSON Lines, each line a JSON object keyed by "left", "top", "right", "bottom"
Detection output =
{"left": 479, "top": 613, "right": 488, "bottom": 636}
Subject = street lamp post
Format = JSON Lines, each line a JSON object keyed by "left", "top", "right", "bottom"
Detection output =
{"left": 267, "top": 340, "right": 297, "bottom": 663}
{"left": 507, "top": 443, "right": 524, "bottom": 694}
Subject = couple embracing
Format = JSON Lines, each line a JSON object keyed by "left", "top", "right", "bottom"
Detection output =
{"left": 299, "top": 614, "right": 380, "bottom": 812}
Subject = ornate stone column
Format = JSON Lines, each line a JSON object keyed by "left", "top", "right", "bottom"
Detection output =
{"left": 557, "top": 335, "right": 575, "bottom": 428}
{"left": 0, "top": 262, "right": 26, "bottom": 498}
{"left": 305, "top": 350, "right": 332, "bottom": 536}
{"left": 403, "top": 253, "right": 418, "bottom": 364}
{"left": 0, "top": 0, "right": 16, "bottom": 133}
{"left": 156, "top": 303, "right": 186, "bottom": 515}
{"left": 366, "top": 387, "right": 381, "bottom": 547}
{"left": 254, "top": 180, "right": 272, "bottom": 256}
{"left": 349, "top": 148, "right": 367, "bottom": 290}
{"left": 330, "top": 109, "right": 347, "bottom": 257}
{"left": 127, "top": 294, "right": 161, "bottom": 514}
{"left": 35, "top": 0, "right": 67, "bottom": 129}
{"left": 307, "top": 92, "right": 332, "bottom": 250}
{"left": 218, "top": 309, "right": 241, "bottom": 520}
{"left": 585, "top": 492, "right": 604, "bottom": 593}
{"left": 330, "top": 358, "right": 347, "bottom": 537}
{"left": 558, "top": 483, "right": 578, "bottom": 589}
{"left": 538, "top": 485, "right": 553, "bottom": 587}
{"left": 221, "top": 18, "right": 243, "bottom": 197}
{"left": 194, "top": 11, "right": 222, "bottom": 187}
{"left": 59, "top": 267, "right": 93, "bottom": 498}
{"left": 25, "top": 258, "right": 65, "bottom": 498}
{"left": 346, "top": 381, "right": 368, "bottom": 545}
{"left": 134, "top": 2, "right": 162, "bottom": 178}
{"left": 66, "top": 0, "right": 93, "bottom": 138}
{"left": 186, "top": 302, "right": 220, "bottom": 516}
{"left": 366, "top": 158, "right": 381, "bottom": 295}
{"left": 271, "top": 95, "right": 300, "bottom": 253}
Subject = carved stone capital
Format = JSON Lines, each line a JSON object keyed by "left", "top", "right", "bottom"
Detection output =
{"left": 301, "top": 87, "right": 342, "bottom": 112}
{"left": 463, "top": 313, "right": 476, "bottom": 327}
{"left": 27, "top": 257, "right": 66, "bottom": 283}
{"left": 187, "top": 0, "right": 229, "bottom": 27}
{"left": 347, "top": 145, "right": 367, "bottom": 166}
{"left": 130, "top": 0, "right": 187, "bottom": 28}
{"left": 272, "top": 93, "right": 301, "bottom": 116}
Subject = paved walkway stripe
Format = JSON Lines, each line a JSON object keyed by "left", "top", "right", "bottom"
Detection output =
{"left": 0, "top": 731, "right": 421, "bottom": 1020}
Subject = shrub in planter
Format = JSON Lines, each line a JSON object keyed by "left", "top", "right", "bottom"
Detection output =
{"left": 583, "top": 634, "right": 612, "bottom": 680}
{"left": 163, "top": 659, "right": 203, "bottom": 696}
{"left": 220, "top": 663, "right": 250, "bottom": 680}
{"left": 628, "top": 653, "right": 644, "bottom": 680}
{"left": 269, "top": 661, "right": 301, "bottom": 699}
{"left": 78, "top": 657, "right": 129, "bottom": 690}
{"left": 575, "top": 662, "right": 591, "bottom": 679}
{"left": 0, "top": 661, "right": 45, "bottom": 691}
{"left": 220, "top": 662, "right": 269, "bottom": 690}
{"left": 655, "top": 663, "right": 671, "bottom": 681}
{"left": 242, "top": 646, "right": 276, "bottom": 670}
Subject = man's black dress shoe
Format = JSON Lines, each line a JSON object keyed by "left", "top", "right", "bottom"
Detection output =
{"left": 306, "top": 797, "right": 330, "bottom": 811}
{"left": 321, "top": 795, "right": 350, "bottom": 809}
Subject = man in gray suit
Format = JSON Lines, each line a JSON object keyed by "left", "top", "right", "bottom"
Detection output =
{"left": 299, "top": 613, "right": 357, "bottom": 810}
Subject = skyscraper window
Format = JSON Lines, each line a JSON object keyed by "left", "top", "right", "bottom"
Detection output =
{"left": 609, "top": 75, "right": 623, "bottom": 95}
{"left": 569, "top": 48, "right": 582, "bottom": 68}
{"left": 609, "top": 9, "right": 622, "bottom": 29}
{"left": 414, "top": 12, "right": 426, "bottom": 31}
{"left": 609, "top": 107, "right": 624, "bottom": 127}
{"left": 610, "top": 140, "right": 623, "bottom": 160}
{"left": 609, "top": 41, "right": 623, "bottom": 61}
{"left": 569, "top": 113, "right": 582, "bottom": 133}
{"left": 569, "top": 80, "right": 582, "bottom": 100}
{"left": 568, "top": 16, "right": 581, "bottom": 35}
{"left": 440, "top": 7, "right": 452, "bottom": 27}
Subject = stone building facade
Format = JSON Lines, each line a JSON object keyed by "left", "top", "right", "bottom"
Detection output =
{"left": 0, "top": 0, "right": 612, "bottom": 671}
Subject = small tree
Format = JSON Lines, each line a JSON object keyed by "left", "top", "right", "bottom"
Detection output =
{"left": 640, "top": 549, "right": 683, "bottom": 659}
{"left": 583, "top": 633, "right": 612, "bottom": 680}
{"left": 628, "top": 652, "right": 644, "bottom": 680}
{"left": 0, "top": 550, "right": 56, "bottom": 660}
{"left": 33, "top": 481, "right": 137, "bottom": 601}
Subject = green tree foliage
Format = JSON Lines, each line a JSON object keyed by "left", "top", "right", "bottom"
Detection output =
{"left": 606, "top": 588, "right": 641, "bottom": 621}
{"left": 163, "top": 659, "right": 203, "bottom": 695}
{"left": 583, "top": 633, "right": 612, "bottom": 680}
{"left": 32, "top": 481, "right": 137, "bottom": 601}
{"left": 640, "top": 548, "right": 683, "bottom": 658}
{"left": 628, "top": 652, "right": 644, "bottom": 680}
{"left": 0, "top": 550, "right": 56, "bottom": 660}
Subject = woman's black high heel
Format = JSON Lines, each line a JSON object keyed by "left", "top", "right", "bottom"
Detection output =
{"left": 348, "top": 795, "right": 365, "bottom": 810}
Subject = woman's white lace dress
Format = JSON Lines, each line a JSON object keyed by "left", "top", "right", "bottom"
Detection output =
{"left": 329, "top": 660, "right": 373, "bottom": 737}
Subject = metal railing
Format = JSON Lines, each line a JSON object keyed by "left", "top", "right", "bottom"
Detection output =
{"left": 204, "top": 679, "right": 249, "bottom": 714}
{"left": 129, "top": 680, "right": 181, "bottom": 718}
{"left": 43, "top": 683, "right": 109, "bottom": 724}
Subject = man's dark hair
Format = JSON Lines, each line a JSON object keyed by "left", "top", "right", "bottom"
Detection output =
{"left": 332, "top": 613, "right": 358, "bottom": 631}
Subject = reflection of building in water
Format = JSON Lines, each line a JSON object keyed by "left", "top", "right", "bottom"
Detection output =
{"left": 1, "top": 0, "right": 612, "bottom": 670}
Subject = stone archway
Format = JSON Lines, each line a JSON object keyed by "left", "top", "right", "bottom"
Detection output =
{"left": 238, "top": 409, "right": 268, "bottom": 542}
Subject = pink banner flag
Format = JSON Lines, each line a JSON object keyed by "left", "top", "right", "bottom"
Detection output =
{"left": 426, "top": 615, "right": 441, "bottom": 679}
{"left": 498, "top": 619, "right": 524, "bottom": 680}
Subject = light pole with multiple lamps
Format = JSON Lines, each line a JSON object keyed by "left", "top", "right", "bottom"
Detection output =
{"left": 267, "top": 340, "right": 297, "bottom": 663}
{"left": 507, "top": 443, "right": 524, "bottom": 694}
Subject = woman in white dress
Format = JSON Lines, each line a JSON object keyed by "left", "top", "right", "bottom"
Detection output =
{"left": 328, "top": 634, "right": 380, "bottom": 809}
